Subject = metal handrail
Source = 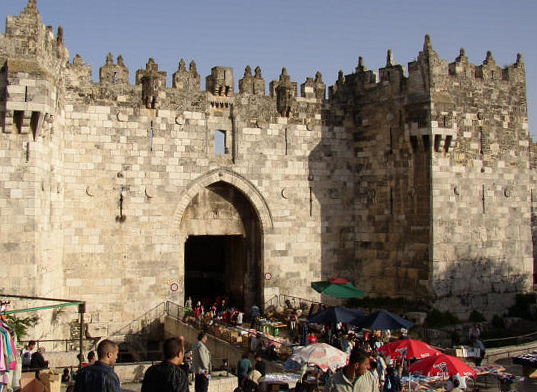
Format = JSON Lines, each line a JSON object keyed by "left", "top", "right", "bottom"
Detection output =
{"left": 277, "top": 294, "right": 320, "bottom": 313}
{"left": 19, "top": 338, "right": 97, "bottom": 352}
{"left": 109, "top": 302, "right": 166, "bottom": 338}
{"left": 264, "top": 295, "right": 279, "bottom": 310}
{"left": 483, "top": 330, "right": 537, "bottom": 343}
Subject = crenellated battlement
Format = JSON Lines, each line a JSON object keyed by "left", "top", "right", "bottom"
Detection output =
{"left": 3, "top": 0, "right": 68, "bottom": 76}
{"left": 0, "top": 2, "right": 526, "bottom": 122}
{"left": 64, "top": 54, "right": 327, "bottom": 120}
{"left": 330, "top": 35, "right": 525, "bottom": 102}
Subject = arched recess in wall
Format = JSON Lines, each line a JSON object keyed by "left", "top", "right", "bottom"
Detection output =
{"left": 173, "top": 168, "right": 273, "bottom": 309}
{"left": 173, "top": 168, "right": 273, "bottom": 232}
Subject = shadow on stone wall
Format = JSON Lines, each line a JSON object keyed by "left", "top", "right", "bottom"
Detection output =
{"left": 433, "top": 256, "right": 530, "bottom": 315}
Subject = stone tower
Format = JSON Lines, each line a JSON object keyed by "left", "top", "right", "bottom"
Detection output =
{"left": 0, "top": 0, "right": 69, "bottom": 302}
{"left": 321, "top": 35, "right": 533, "bottom": 314}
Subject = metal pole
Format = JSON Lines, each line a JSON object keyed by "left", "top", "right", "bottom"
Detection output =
{"left": 0, "top": 301, "right": 85, "bottom": 316}
{"left": 78, "top": 303, "right": 86, "bottom": 370}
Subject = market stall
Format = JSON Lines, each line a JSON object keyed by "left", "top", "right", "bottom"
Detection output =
{"left": 513, "top": 351, "right": 537, "bottom": 378}
{"left": 259, "top": 373, "right": 301, "bottom": 392}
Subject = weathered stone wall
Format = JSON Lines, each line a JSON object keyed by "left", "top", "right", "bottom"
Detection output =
{"left": 322, "top": 37, "right": 534, "bottom": 316}
{"left": 425, "top": 46, "right": 533, "bottom": 316}
{"left": 0, "top": 2, "right": 535, "bottom": 339}
{"left": 49, "top": 49, "right": 330, "bottom": 333}
{"left": 0, "top": 0, "right": 68, "bottom": 313}
{"left": 324, "top": 52, "right": 434, "bottom": 300}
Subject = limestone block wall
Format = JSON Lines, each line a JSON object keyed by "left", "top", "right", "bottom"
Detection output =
{"left": 324, "top": 55, "right": 434, "bottom": 300}
{"left": 0, "top": 68, "right": 65, "bottom": 303}
{"left": 57, "top": 77, "right": 326, "bottom": 333}
{"left": 427, "top": 49, "right": 533, "bottom": 316}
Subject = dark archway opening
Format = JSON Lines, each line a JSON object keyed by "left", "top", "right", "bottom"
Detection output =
{"left": 185, "top": 235, "right": 247, "bottom": 309}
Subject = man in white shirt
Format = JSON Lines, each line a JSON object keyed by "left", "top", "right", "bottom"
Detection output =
{"left": 192, "top": 332, "right": 212, "bottom": 392}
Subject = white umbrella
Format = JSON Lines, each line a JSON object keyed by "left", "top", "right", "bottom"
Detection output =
{"left": 289, "top": 343, "right": 348, "bottom": 372}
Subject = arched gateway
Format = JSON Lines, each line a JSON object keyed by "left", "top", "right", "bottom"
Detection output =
{"left": 174, "top": 169, "right": 273, "bottom": 310}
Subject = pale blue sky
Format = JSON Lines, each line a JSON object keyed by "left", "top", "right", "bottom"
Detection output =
{"left": 2, "top": 0, "right": 536, "bottom": 138}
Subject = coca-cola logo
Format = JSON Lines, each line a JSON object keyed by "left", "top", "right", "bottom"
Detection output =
{"left": 433, "top": 361, "right": 449, "bottom": 376}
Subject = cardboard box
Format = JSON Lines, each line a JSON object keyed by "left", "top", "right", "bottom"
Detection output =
{"left": 21, "top": 372, "right": 44, "bottom": 392}
{"left": 40, "top": 372, "right": 61, "bottom": 392}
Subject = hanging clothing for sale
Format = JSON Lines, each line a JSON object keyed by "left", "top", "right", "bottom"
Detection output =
{"left": 0, "top": 302, "right": 21, "bottom": 392}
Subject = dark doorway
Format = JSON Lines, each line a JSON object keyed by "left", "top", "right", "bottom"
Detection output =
{"left": 185, "top": 235, "right": 247, "bottom": 308}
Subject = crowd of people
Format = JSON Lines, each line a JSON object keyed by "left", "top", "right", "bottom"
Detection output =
{"left": 60, "top": 332, "right": 211, "bottom": 392}
{"left": 19, "top": 296, "right": 485, "bottom": 392}
{"left": 185, "top": 296, "right": 247, "bottom": 329}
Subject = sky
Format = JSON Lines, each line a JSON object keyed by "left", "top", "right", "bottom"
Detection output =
{"left": 2, "top": 0, "right": 537, "bottom": 138}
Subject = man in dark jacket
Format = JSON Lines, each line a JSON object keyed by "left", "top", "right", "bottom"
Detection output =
{"left": 30, "top": 347, "right": 49, "bottom": 369}
{"left": 142, "top": 337, "right": 189, "bottom": 392}
{"left": 74, "top": 339, "right": 120, "bottom": 392}
{"left": 254, "top": 354, "right": 266, "bottom": 377}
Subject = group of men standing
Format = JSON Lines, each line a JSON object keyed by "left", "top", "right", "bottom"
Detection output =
{"left": 65, "top": 329, "right": 394, "bottom": 392}
{"left": 72, "top": 331, "right": 212, "bottom": 392}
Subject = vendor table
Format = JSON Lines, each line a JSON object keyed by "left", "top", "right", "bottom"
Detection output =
{"left": 260, "top": 321, "right": 287, "bottom": 336}
{"left": 513, "top": 351, "right": 537, "bottom": 378}
{"left": 260, "top": 373, "right": 301, "bottom": 392}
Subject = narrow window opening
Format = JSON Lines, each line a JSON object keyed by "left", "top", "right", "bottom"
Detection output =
{"left": 479, "top": 128, "right": 484, "bottom": 154}
{"left": 214, "top": 130, "right": 226, "bottom": 154}
{"left": 13, "top": 111, "right": 23, "bottom": 134}
{"left": 309, "top": 187, "right": 313, "bottom": 217}
{"left": 410, "top": 136, "right": 418, "bottom": 153}
{"left": 434, "top": 135, "right": 441, "bottom": 152}
{"left": 113, "top": 72, "right": 117, "bottom": 84}
{"left": 390, "top": 187, "right": 394, "bottom": 215}
{"left": 482, "top": 185, "right": 486, "bottom": 214}
{"left": 422, "top": 135, "right": 430, "bottom": 151}
{"left": 444, "top": 135, "right": 453, "bottom": 152}
{"left": 30, "top": 111, "right": 40, "bottom": 141}
{"left": 149, "top": 121, "right": 154, "bottom": 151}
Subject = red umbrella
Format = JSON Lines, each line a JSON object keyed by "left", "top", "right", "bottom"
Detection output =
{"left": 409, "top": 353, "right": 477, "bottom": 379}
{"left": 378, "top": 339, "right": 441, "bottom": 360}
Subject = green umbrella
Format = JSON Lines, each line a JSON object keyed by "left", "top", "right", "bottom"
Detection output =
{"left": 311, "top": 278, "right": 365, "bottom": 299}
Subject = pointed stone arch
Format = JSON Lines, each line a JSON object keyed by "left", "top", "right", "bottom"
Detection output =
{"left": 173, "top": 168, "right": 273, "bottom": 309}
{"left": 173, "top": 168, "right": 273, "bottom": 232}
